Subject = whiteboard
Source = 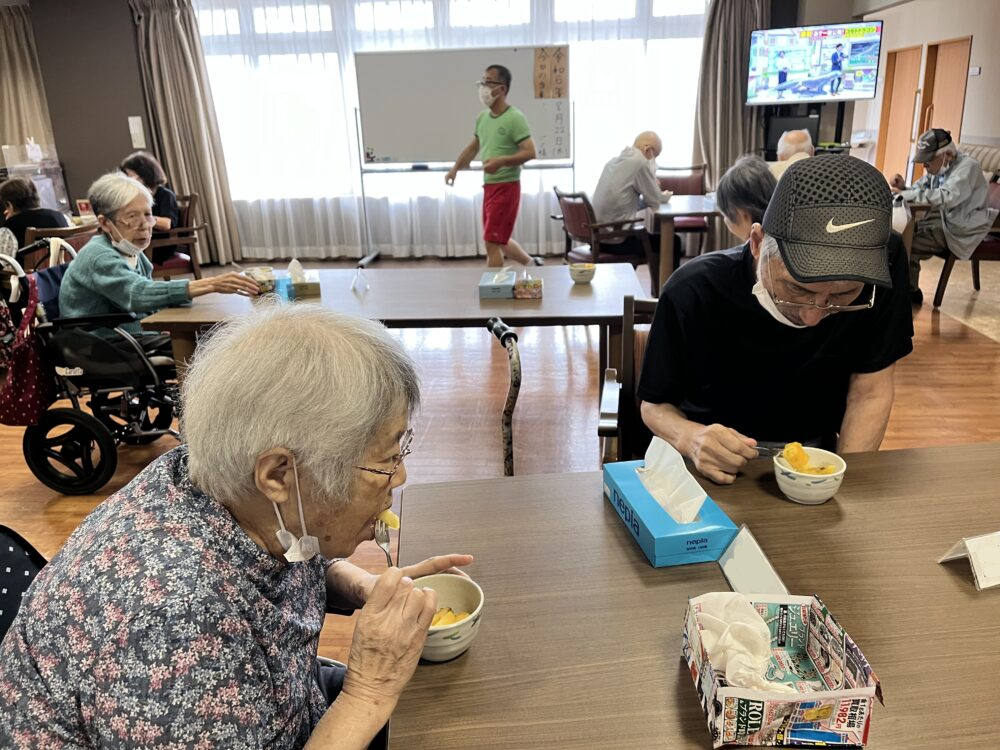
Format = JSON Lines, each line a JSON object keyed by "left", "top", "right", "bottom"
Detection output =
{"left": 355, "top": 47, "right": 570, "bottom": 166}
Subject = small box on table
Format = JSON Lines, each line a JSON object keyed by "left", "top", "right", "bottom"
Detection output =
{"left": 682, "top": 593, "right": 883, "bottom": 747}
{"left": 478, "top": 271, "right": 515, "bottom": 299}
{"left": 603, "top": 459, "right": 737, "bottom": 567}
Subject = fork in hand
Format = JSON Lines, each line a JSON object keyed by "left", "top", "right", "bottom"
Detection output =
{"left": 374, "top": 519, "right": 393, "bottom": 567}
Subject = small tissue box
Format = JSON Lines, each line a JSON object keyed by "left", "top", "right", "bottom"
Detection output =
{"left": 479, "top": 270, "right": 515, "bottom": 299}
{"left": 514, "top": 277, "right": 543, "bottom": 299}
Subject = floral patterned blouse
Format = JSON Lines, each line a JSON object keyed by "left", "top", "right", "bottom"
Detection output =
{"left": 0, "top": 446, "right": 330, "bottom": 748}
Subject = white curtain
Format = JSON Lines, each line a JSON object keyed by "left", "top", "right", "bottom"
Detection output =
{"left": 193, "top": 0, "right": 708, "bottom": 259}
{"left": 0, "top": 3, "right": 55, "bottom": 146}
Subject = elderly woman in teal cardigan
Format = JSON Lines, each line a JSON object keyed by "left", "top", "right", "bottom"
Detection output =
{"left": 59, "top": 172, "right": 259, "bottom": 351}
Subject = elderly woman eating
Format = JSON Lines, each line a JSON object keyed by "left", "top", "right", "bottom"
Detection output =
{"left": 0, "top": 304, "right": 472, "bottom": 749}
{"left": 59, "top": 172, "right": 259, "bottom": 349}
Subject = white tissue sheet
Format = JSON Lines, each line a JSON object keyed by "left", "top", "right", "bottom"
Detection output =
{"left": 694, "top": 592, "right": 797, "bottom": 694}
{"left": 636, "top": 438, "right": 707, "bottom": 524}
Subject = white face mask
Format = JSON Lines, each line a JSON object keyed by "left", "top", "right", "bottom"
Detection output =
{"left": 271, "top": 456, "right": 321, "bottom": 563}
{"left": 478, "top": 84, "right": 496, "bottom": 107}
{"left": 751, "top": 240, "right": 807, "bottom": 329}
{"left": 107, "top": 221, "right": 143, "bottom": 258}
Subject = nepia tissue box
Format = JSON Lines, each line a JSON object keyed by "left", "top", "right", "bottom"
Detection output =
{"left": 603, "top": 460, "right": 737, "bottom": 567}
{"left": 478, "top": 270, "right": 515, "bottom": 299}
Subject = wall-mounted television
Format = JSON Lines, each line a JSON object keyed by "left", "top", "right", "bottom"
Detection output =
{"left": 746, "top": 21, "right": 883, "bottom": 106}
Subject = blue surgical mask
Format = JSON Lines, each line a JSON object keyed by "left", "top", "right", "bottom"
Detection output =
{"left": 271, "top": 456, "right": 320, "bottom": 563}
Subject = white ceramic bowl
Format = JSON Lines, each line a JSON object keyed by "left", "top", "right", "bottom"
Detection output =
{"left": 568, "top": 263, "right": 596, "bottom": 284}
{"left": 772, "top": 447, "right": 847, "bottom": 505}
{"left": 418, "top": 574, "right": 484, "bottom": 662}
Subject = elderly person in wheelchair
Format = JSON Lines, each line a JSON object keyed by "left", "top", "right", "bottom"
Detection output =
{"left": 0, "top": 304, "right": 473, "bottom": 749}
{"left": 59, "top": 171, "right": 259, "bottom": 355}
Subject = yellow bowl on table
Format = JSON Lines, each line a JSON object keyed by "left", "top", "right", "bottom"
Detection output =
{"left": 568, "top": 263, "right": 596, "bottom": 284}
{"left": 773, "top": 447, "right": 847, "bottom": 505}
{"left": 418, "top": 573, "right": 484, "bottom": 662}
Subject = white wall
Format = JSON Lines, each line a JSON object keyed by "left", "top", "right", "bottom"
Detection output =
{"left": 854, "top": 0, "right": 1000, "bottom": 150}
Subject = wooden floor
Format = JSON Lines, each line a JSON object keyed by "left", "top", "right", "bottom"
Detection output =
{"left": 3, "top": 257, "right": 1000, "bottom": 663}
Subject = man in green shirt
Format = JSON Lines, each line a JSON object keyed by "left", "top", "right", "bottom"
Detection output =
{"left": 446, "top": 65, "right": 539, "bottom": 267}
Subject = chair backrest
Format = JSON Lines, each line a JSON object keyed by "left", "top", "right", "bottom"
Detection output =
{"left": 0, "top": 526, "right": 47, "bottom": 643}
{"left": 986, "top": 182, "right": 1000, "bottom": 214}
{"left": 657, "top": 165, "right": 706, "bottom": 196}
{"left": 175, "top": 193, "right": 199, "bottom": 230}
{"left": 619, "top": 295, "right": 659, "bottom": 461}
{"left": 553, "top": 187, "right": 597, "bottom": 243}
{"left": 22, "top": 224, "right": 99, "bottom": 270}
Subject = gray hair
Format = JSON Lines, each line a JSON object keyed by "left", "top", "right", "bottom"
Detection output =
{"left": 182, "top": 303, "right": 421, "bottom": 506}
{"left": 936, "top": 142, "right": 959, "bottom": 160}
{"left": 87, "top": 172, "right": 153, "bottom": 219}
{"left": 776, "top": 129, "right": 814, "bottom": 161}
{"left": 716, "top": 155, "right": 777, "bottom": 226}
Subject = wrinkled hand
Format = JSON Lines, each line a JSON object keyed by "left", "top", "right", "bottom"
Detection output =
{"left": 685, "top": 423, "right": 758, "bottom": 485}
{"left": 444, "top": 169, "right": 457, "bottom": 186}
{"left": 212, "top": 272, "right": 261, "bottom": 296}
{"left": 358, "top": 554, "right": 474, "bottom": 603}
{"left": 482, "top": 158, "right": 500, "bottom": 175}
{"left": 342, "top": 568, "right": 437, "bottom": 709}
{"left": 890, "top": 174, "right": 905, "bottom": 190}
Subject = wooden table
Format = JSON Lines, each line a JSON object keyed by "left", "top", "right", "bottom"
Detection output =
{"left": 650, "top": 195, "right": 722, "bottom": 291}
{"left": 142, "top": 264, "right": 644, "bottom": 375}
{"left": 394, "top": 443, "right": 1000, "bottom": 749}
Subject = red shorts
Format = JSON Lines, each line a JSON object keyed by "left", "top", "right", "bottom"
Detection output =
{"left": 482, "top": 181, "right": 520, "bottom": 245}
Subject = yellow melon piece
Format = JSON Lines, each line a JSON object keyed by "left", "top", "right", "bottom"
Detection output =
{"left": 377, "top": 509, "right": 400, "bottom": 529}
{"left": 431, "top": 607, "right": 471, "bottom": 627}
{"left": 782, "top": 442, "right": 810, "bottom": 471}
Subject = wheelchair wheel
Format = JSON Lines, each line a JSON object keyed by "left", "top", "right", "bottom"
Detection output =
{"left": 89, "top": 391, "right": 176, "bottom": 445}
{"left": 23, "top": 408, "right": 118, "bottom": 495}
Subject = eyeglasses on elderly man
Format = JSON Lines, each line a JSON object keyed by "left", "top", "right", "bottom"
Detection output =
{"left": 0, "top": 303, "right": 473, "bottom": 749}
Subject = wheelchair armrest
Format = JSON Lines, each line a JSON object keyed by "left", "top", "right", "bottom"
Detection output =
{"left": 598, "top": 367, "right": 621, "bottom": 437}
{"left": 50, "top": 313, "right": 139, "bottom": 329}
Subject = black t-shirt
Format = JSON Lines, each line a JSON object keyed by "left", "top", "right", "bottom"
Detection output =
{"left": 636, "top": 236, "right": 913, "bottom": 444}
{"left": 0, "top": 208, "right": 69, "bottom": 249}
{"left": 152, "top": 185, "right": 180, "bottom": 227}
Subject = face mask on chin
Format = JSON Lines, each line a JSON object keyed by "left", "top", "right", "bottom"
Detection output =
{"left": 106, "top": 220, "right": 143, "bottom": 257}
{"left": 751, "top": 241, "right": 808, "bottom": 329}
{"left": 478, "top": 85, "right": 496, "bottom": 107}
{"left": 271, "top": 456, "right": 321, "bottom": 563}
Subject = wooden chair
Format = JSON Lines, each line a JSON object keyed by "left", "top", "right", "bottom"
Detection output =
{"left": 657, "top": 164, "right": 709, "bottom": 253}
{"left": 21, "top": 224, "right": 100, "bottom": 270}
{"left": 600, "top": 295, "right": 658, "bottom": 463}
{"left": 552, "top": 187, "right": 658, "bottom": 296}
{"left": 146, "top": 193, "right": 204, "bottom": 280}
{"left": 932, "top": 182, "right": 1000, "bottom": 308}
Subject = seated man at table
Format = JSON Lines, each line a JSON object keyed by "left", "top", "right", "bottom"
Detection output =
{"left": 638, "top": 155, "right": 913, "bottom": 484}
{"left": 889, "top": 128, "right": 998, "bottom": 305}
{"left": 768, "top": 129, "right": 814, "bottom": 180}
{"left": 592, "top": 130, "right": 680, "bottom": 265}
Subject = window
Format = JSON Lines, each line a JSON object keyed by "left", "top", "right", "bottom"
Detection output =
{"left": 554, "top": 0, "right": 635, "bottom": 23}
{"left": 652, "top": 0, "right": 706, "bottom": 16}
{"left": 252, "top": 5, "right": 333, "bottom": 32}
{"left": 449, "top": 0, "right": 530, "bottom": 27}
{"left": 196, "top": 8, "right": 240, "bottom": 35}
{"left": 354, "top": 1, "right": 435, "bottom": 31}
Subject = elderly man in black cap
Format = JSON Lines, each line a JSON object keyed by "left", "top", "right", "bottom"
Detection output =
{"left": 890, "top": 128, "right": 998, "bottom": 304}
{"left": 638, "top": 155, "right": 913, "bottom": 485}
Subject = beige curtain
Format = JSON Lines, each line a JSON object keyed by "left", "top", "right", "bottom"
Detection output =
{"left": 0, "top": 4, "right": 55, "bottom": 146}
{"left": 129, "top": 0, "right": 241, "bottom": 263}
{"left": 693, "top": 0, "right": 769, "bottom": 190}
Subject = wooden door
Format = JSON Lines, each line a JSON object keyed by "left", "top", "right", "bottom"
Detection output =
{"left": 914, "top": 36, "right": 972, "bottom": 179}
{"left": 876, "top": 46, "right": 922, "bottom": 181}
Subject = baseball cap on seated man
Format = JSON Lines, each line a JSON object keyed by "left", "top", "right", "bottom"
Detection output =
{"left": 761, "top": 154, "right": 893, "bottom": 288}
{"left": 912, "top": 128, "right": 953, "bottom": 163}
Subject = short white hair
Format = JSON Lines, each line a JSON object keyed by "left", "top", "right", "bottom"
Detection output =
{"left": 776, "top": 129, "right": 815, "bottom": 161}
{"left": 936, "top": 142, "right": 959, "bottom": 160}
{"left": 87, "top": 172, "right": 153, "bottom": 219}
{"left": 182, "top": 303, "right": 420, "bottom": 506}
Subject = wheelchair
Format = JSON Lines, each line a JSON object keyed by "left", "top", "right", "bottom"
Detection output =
{"left": 1, "top": 245, "right": 180, "bottom": 495}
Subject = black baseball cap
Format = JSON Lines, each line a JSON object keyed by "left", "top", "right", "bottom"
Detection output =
{"left": 761, "top": 154, "right": 893, "bottom": 288}
{"left": 913, "top": 128, "right": 952, "bottom": 163}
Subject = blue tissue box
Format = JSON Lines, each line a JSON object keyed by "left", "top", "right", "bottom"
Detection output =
{"left": 603, "top": 460, "right": 738, "bottom": 567}
{"left": 478, "top": 271, "right": 515, "bottom": 299}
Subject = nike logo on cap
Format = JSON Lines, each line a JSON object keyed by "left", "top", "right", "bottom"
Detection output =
{"left": 826, "top": 218, "right": 875, "bottom": 233}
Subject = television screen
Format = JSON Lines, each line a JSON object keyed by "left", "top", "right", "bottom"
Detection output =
{"left": 746, "top": 21, "right": 883, "bottom": 106}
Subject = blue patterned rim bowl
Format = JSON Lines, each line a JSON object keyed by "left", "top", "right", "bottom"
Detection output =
{"left": 568, "top": 263, "right": 596, "bottom": 284}
{"left": 772, "top": 447, "right": 847, "bottom": 505}
{"left": 417, "top": 573, "right": 484, "bottom": 662}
